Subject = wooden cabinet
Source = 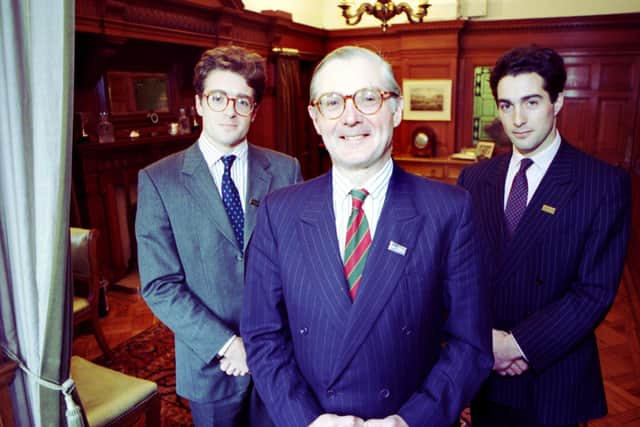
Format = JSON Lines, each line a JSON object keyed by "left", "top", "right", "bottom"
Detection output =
{"left": 394, "top": 156, "right": 475, "bottom": 184}
{"left": 72, "top": 135, "right": 196, "bottom": 282}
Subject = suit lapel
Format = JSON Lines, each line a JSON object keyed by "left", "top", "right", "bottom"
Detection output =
{"left": 245, "top": 146, "right": 273, "bottom": 252}
{"left": 479, "top": 155, "right": 511, "bottom": 255}
{"left": 330, "top": 167, "right": 422, "bottom": 382}
{"left": 181, "top": 143, "right": 238, "bottom": 248}
{"left": 298, "top": 174, "right": 352, "bottom": 325}
{"left": 499, "top": 142, "right": 577, "bottom": 279}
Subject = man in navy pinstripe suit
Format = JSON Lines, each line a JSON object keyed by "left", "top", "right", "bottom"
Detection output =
{"left": 458, "top": 46, "right": 631, "bottom": 427}
{"left": 241, "top": 46, "right": 493, "bottom": 427}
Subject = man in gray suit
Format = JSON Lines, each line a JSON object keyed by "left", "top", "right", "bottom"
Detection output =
{"left": 135, "top": 45, "right": 302, "bottom": 427}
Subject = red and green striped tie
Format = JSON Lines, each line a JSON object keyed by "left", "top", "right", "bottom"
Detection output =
{"left": 344, "top": 189, "right": 371, "bottom": 301}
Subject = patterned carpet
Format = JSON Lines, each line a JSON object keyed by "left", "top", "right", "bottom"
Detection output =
{"left": 95, "top": 323, "right": 193, "bottom": 426}
{"left": 95, "top": 323, "right": 471, "bottom": 426}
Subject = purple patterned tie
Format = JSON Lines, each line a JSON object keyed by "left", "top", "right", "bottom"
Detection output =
{"left": 504, "top": 158, "right": 534, "bottom": 236}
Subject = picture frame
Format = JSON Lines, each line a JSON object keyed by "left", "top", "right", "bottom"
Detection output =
{"left": 402, "top": 79, "right": 452, "bottom": 121}
{"left": 475, "top": 141, "right": 496, "bottom": 159}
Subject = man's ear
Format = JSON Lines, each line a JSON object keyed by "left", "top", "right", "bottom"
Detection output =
{"left": 308, "top": 105, "right": 321, "bottom": 135}
{"left": 392, "top": 97, "right": 404, "bottom": 128}
{"left": 195, "top": 94, "right": 204, "bottom": 117}
{"left": 251, "top": 104, "right": 260, "bottom": 123}
{"left": 553, "top": 92, "right": 564, "bottom": 116}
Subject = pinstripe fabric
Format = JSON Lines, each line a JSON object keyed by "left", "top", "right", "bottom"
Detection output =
{"left": 457, "top": 140, "right": 632, "bottom": 425}
{"left": 241, "top": 165, "right": 493, "bottom": 427}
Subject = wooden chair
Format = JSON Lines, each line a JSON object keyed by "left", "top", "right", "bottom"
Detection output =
{"left": 70, "top": 227, "right": 112, "bottom": 359}
{"left": 71, "top": 355, "right": 160, "bottom": 426}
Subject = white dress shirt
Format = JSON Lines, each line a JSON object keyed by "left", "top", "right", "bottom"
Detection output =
{"left": 332, "top": 159, "right": 393, "bottom": 260}
{"left": 504, "top": 131, "right": 561, "bottom": 209}
{"left": 198, "top": 138, "right": 249, "bottom": 212}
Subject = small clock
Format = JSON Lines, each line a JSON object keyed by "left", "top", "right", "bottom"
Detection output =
{"left": 411, "top": 126, "right": 435, "bottom": 157}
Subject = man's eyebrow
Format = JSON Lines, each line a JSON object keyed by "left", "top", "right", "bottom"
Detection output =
{"left": 497, "top": 94, "right": 543, "bottom": 104}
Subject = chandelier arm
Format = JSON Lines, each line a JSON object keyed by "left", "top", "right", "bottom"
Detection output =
{"left": 340, "top": 3, "right": 375, "bottom": 26}
{"left": 396, "top": 2, "right": 429, "bottom": 23}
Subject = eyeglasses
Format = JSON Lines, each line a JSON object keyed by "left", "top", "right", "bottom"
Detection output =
{"left": 202, "top": 90, "right": 255, "bottom": 117}
{"left": 311, "top": 88, "right": 399, "bottom": 119}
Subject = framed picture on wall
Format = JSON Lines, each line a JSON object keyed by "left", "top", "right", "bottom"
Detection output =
{"left": 402, "top": 79, "right": 452, "bottom": 121}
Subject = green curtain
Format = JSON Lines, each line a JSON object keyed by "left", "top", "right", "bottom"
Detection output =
{"left": 0, "top": 0, "right": 75, "bottom": 425}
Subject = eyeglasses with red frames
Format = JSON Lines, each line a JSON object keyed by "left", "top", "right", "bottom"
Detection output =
{"left": 311, "top": 88, "right": 399, "bottom": 119}
{"left": 202, "top": 90, "right": 255, "bottom": 117}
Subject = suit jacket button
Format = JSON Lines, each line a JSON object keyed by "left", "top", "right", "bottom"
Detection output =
{"left": 236, "top": 254, "right": 243, "bottom": 261}
{"left": 401, "top": 325, "right": 412, "bottom": 336}
{"left": 378, "top": 388, "right": 391, "bottom": 400}
{"left": 327, "top": 389, "right": 336, "bottom": 398}
{"left": 299, "top": 327, "right": 309, "bottom": 335}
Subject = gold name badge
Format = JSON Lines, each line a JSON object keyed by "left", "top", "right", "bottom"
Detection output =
{"left": 541, "top": 204, "right": 556, "bottom": 215}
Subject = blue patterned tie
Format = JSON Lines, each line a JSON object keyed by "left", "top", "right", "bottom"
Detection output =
{"left": 504, "top": 158, "right": 534, "bottom": 236}
{"left": 221, "top": 155, "right": 244, "bottom": 249}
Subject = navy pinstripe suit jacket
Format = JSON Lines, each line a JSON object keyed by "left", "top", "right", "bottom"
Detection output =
{"left": 458, "top": 141, "right": 631, "bottom": 424}
{"left": 241, "top": 165, "right": 493, "bottom": 427}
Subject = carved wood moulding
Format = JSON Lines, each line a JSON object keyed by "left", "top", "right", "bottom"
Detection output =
{"left": 462, "top": 13, "right": 640, "bottom": 52}
{"left": 76, "top": 0, "right": 326, "bottom": 54}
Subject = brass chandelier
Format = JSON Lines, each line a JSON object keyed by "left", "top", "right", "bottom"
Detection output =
{"left": 338, "top": 0, "right": 431, "bottom": 32}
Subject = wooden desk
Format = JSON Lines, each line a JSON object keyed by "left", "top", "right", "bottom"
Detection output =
{"left": 393, "top": 156, "right": 476, "bottom": 184}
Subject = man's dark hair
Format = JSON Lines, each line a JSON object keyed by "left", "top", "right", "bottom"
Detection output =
{"left": 193, "top": 45, "right": 266, "bottom": 104}
{"left": 490, "top": 45, "right": 567, "bottom": 103}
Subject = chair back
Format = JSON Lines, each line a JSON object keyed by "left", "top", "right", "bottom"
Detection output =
{"left": 70, "top": 227, "right": 112, "bottom": 357}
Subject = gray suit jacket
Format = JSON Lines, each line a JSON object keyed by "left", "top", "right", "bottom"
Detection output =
{"left": 136, "top": 141, "right": 302, "bottom": 402}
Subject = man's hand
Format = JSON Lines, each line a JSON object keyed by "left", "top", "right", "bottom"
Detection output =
{"left": 492, "top": 329, "right": 529, "bottom": 376}
{"left": 219, "top": 337, "right": 249, "bottom": 376}
{"left": 308, "top": 414, "right": 365, "bottom": 427}
{"left": 364, "top": 415, "right": 409, "bottom": 427}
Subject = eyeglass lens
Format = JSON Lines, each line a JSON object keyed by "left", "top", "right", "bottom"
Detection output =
{"left": 316, "top": 88, "right": 388, "bottom": 119}
{"left": 206, "top": 90, "right": 254, "bottom": 116}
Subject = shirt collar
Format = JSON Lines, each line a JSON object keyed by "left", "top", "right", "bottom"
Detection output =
{"left": 198, "top": 137, "right": 248, "bottom": 168}
{"left": 510, "top": 131, "right": 561, "bottom": 172}
{"left": 332, "top": 158, "right": 394, "bottom": 201}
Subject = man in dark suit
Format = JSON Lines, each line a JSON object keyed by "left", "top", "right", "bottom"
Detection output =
{"left": 240, "top": 45, "right": 492, "bottom": 427}
{"left": 135, "top": 46, "right": 302, "bottom": 427}
{"left": 458, "top": 46, "right": 631, "bottom": 427}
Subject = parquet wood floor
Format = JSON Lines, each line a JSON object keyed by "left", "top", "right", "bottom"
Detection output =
{"left": 72, "top": 271, "right": 640, "bottom": 426}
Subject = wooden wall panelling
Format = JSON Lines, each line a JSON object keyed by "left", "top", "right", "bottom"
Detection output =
{"left": 74, "top": 0, "right": 329, "bottom": 280}
{"left": 400, "top": 56, "right": 458, "bottom": 157}
{"left": 628, "top": 72, "right": 640, "bottom": 300}
{"left": 560, "top": 56, "right": 640, "bottom": 166}
{"left": 459, "top": 14, "right": 640, "bottom": 162}
{"left": 327, "top": 21, "right": 464, "bottom": 158}
{"left": 73, "top": 136, "right": 196, "bottom": 282}
{"left": 0, "top": 357, "right": 18, "bottom": 427}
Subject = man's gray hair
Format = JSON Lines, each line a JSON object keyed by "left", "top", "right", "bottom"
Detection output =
{"left": 309, "top": 46, "right": 401, "bottom": 104}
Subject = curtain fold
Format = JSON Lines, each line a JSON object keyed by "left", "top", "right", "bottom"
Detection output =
{"left": 0, "top": 0, "right": 75, "bottom": 425}
{"left": 274, "top": 53, "right": 304, "bottom": 160}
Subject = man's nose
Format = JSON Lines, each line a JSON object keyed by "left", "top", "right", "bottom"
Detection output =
{"left": 341, "top": 98, "right": 361, "bottom": 124}
{"left": 513, "top": 105, "right": 526, "bottom": 126}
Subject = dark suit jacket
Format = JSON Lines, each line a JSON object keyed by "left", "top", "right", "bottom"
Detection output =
{"left": 458, "top": 141, "right": 631, "bottom": 424}
{"left": 135, "top": 142, "right": 302, "bottom": 402}
{"left": 240, "top": 164, "right": 493, "bottom": 427}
